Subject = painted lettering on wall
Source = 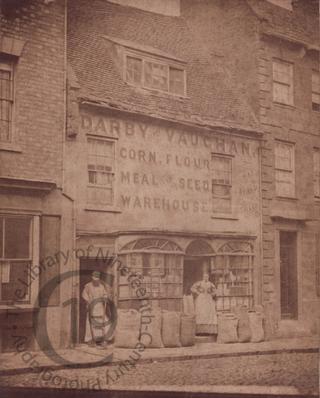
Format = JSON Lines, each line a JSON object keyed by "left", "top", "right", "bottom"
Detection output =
{"left": 81, "top": 113, "right": 260, "bottom": 216}
{"left": 81, "top": 114, "right": 257, "bottom": 157}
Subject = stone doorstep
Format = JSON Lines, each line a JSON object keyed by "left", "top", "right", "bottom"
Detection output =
{"left": 0, "top": 337, "right": 318, "bottom": 377}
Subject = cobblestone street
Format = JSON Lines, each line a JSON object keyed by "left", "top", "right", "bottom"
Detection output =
{"left": 0, "top": 352, "right": 318, "bottom": 395}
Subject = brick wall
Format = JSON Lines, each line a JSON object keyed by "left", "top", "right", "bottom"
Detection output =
{"left": 0, "top": 0, "right": 65, "bottom": 187}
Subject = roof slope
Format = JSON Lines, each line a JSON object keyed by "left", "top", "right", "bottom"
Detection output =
{"left": 247, "top": 0, "right": 319, "bottom": 47}
{"left": 68, "top": 0, "right": 260, "bottom": 133}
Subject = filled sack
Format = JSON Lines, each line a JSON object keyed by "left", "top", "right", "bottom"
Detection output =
{"left": 248, "top": 311, "right": 264, "bottom": 342}
{"left": 161, "top": 311, "right": 181, "bottom": 347}
{"left": 183, "top": 295, "right": 195, "bottom": 315}
{"left": 140, "top": 307, "right": 164, "bottom": 348}
{"left": 217, "top": 313, "right": 238, "bottom": 343}
{"left": 232, "top": 305, "right": 251, "bottom": 343}
{"left": 114, "top": 309, "right": 141, "bottom": 348}
{"left": 180, "top": 314, "right": 196, "bottom": 346}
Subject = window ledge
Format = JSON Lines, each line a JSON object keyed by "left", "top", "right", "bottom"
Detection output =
{"left": 273, "top": 102, "right": 295, "bottom": 110}
{"left": 0, "top": 306, "right": 39, "bottom": 312}
{"left": 85, "top": 205, "right": 122, "bottom": 213}
{"left": 211, "top": 213, "right": 239, "bottom": 221}
{"left": 0, "top": 142, "right": 22, "bottom": 153}
{"left": 275, "top": 196, "right": 298, "bottom": 201}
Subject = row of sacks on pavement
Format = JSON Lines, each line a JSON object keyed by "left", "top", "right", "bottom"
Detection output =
{"left": 114, "top": 304, "right": 276, "bottom": 348}
{"left": 115, "top": 309, "right": 196, "bottom": 348}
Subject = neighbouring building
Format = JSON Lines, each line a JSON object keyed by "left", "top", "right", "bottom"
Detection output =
{"left": 251, "top": 0, "right": 320, "bottom": 337}
{"left": 65, "top": 0, "right": 265, "bottom": 344}
{"left": 0, "top": 0, "right": 75, "bottom": 352}
{"left": 201, "top": 0, "right": 320, "bottom": 337}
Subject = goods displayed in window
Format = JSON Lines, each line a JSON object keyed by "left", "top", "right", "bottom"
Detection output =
{"left": 0, "top": 216, "right": 32, "bottom": 302}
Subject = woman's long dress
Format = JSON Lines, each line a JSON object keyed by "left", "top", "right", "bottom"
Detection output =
{"left": 191, "top": 280, "right": 217, "bottom": 334}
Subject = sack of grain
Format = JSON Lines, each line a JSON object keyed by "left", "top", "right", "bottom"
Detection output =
{"left": 232, "top": 305, "right": 251, "bottom": 343}
{"left": 180, "top": 314, "right": 196, "bottom": 346}
{"left": 161, "top": 311, "right": 181, "bottom": 347}
{"left": 248, "top": 311, "right": 264, "bottom": 342}
{"left": 217, "top": 313, "right": 238, "bottom": 343}
{"left": 140, "top": 307, "right": 164, "bottom": 348}
{"left": 114, "top": 309, "right": 141, "bottom": 348}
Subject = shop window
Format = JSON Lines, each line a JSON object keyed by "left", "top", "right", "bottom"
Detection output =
{"left": 87, "top": 137, "right": 115, "bottom": 206}
{"left": 0, "top": 216, "right": 32, "bottom": 303}
{"left": 210, "top": 241, "right": 254, "bottom": 311}
{"left": 272, "top": 60, "right": 293, "bottom": 106}
{"left": 118, "top": 239, "right": 183, "bottom": 300}
{"left": 313, "top": 149, "right": 320, "bottom": 198}
{"left": 0, "top": 56, "right": 14, "bottom": 142}
{"left": 211, "top": 154, "right": 232, "bottom": 213}
{"left": 125, "top": 52, "right": 186, "bottom": 96}
{"left": 312, "top": 71, "right": 320, "bottom": 112}
{"left": 275, "top": 140, "right": 295, "bottom": 197}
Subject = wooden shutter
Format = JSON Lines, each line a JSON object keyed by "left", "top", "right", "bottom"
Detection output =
{"left": 39, "top": 216, "right": 61, "bottom": 307}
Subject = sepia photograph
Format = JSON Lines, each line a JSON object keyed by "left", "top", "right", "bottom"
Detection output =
{"left": 0, "top": 0, "right": 319, "bottom": 397}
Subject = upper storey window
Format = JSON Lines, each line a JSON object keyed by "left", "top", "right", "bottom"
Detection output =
{"left": 0, "top": 57, "right": 14, "bottom": 142}
{"left": 125, "top": 53, "right": 186, "bottom": 96}
{"left": 272, "top": 60, "right": 293, "bottom": 106}
{"left": 312, "top": 71, "right": 320, "bottom": 112}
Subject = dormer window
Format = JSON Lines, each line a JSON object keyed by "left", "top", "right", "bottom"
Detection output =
{"left": 125, "top": 52, "right": 186, "bottom": 96}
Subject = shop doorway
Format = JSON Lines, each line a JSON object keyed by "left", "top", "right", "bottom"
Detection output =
{"left": 279, "top": 231, "right": 298, "bottom": 319}
{"left": 183, "top": 259, "right": 204, "bottom": 294}
{"left": 79, "top": 257, "right": 114, "bottom": 343}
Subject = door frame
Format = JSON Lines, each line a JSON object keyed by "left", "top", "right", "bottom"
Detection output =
{"left": 275, "top": 225, "right": 301, "bottom": 322}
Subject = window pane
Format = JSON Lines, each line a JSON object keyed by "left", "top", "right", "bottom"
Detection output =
{"left": 276, "top": 170, "right": 295, "bottom": 197}
{"left": 314, "top": 151, "right": 320, "bottom": 197}
{"left": 312, "top": 72, "right": 320, "bottom": 94}
{"left": 273, "top": 82, "right": 291, "bottom": 104}
{"left": 1, "top": 261, "right": 30, "bottom": 301}
{"left": 144, "top": 61, "right": 168, "bottom": 91}
{"left": 273, "top": 61, "right": 292, "bottom": 84}
{"left": 275, "top": 142, "right": 293, "bottom": 171}
{"left": 169, "top": 67, "right": 184, "bottom": 95}
{"left": 4, "top": 218, "right": 31, "bottom": 259}
{"left": 126, "top": 56, "right": 142, "bottom": 85}
{"left": 212, "top": 156, "right": 231, "bottom": 185}
{"left": 213, "top": 196, "right": 232, "bottom": 214}
{"left": 87, "top": 138, "right": 115, "bottom": 205}
{"left": 87, "top": 186, "right": 113, "bottom": 205}
{"left": 312, "top": 92, "right": 320, "bottom": 106}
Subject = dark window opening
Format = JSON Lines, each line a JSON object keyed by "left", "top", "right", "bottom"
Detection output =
{"left": 280, "top": 231, "right": 298, "bottom": 319}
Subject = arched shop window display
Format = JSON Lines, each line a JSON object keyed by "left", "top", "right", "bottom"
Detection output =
{"left": 118, "top": 239, "right": 184, "bottom": 306}
{"left": 211, "top": 241, "right": 254, "bottom": 311}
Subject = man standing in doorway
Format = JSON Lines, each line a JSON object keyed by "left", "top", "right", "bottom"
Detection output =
{"left": 82, "top": 271, "right": 113, "bottom": 348}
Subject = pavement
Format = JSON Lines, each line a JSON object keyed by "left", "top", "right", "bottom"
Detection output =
{"left": 0, "top": 336, "right": 318, "bottom": 376}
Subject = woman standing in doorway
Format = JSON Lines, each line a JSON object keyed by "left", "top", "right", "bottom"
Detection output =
{"left": 191, "top": 272, "right": 217, "bottom": 335}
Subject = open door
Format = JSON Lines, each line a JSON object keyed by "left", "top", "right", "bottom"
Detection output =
{"left": 79, "top": 257, "right": 114, "bottom": 343}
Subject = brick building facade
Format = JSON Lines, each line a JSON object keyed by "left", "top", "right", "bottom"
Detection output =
{"left": 201, "top": 0, "right": 320, "bottom": 336}
{"left": 65, "top": 0, "right": 266, "bottom": 344}
{"left": 0, "top": 0, "right": 74, "bottom": 352}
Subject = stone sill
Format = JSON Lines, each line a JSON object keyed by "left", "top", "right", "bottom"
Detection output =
{"left": 0, "top": 142, "right": 22, "bottom": 153}
{"left": 85, "top": 206, "right": 122, "bottom": 213}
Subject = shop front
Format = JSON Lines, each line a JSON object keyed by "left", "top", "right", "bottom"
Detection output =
{"left": 68, "top": 107, "right": 263, "bottom": 344}
{"left": 75, "top": 232, "right": 257, "bottom": 343}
